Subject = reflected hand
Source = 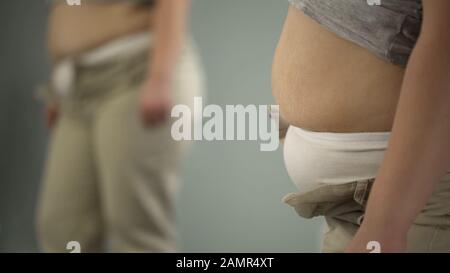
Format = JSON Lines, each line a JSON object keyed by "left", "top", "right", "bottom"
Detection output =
{"left": 45, "top": 104, "right": 59, "bottom": 129}
{"left": 138, "top": 78, "right": 173, "bottom": 126}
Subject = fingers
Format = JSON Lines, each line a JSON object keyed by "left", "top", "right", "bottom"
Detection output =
{"left": 140, "top": 100, "right": 171, "bottom": 127}
{"left": 45, "top": 106, "right": 59, "bottom": 129}
{"left": 138, "top": 82, "right": 172, "bottom": 127}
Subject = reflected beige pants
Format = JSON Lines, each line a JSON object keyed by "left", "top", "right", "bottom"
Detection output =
{"left": 283, "top": 171, "right": 450, "bottom": 252}
{"left": 36, "top": 38, "right": 203, "bottom": 252}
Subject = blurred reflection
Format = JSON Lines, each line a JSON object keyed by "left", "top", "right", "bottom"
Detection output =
{"left": 36, "top": 0, "right": 204, "bottom": 252}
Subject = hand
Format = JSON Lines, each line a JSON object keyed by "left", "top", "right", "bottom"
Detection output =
{"left": 138, "top": 78, "right": 173, "bottom": 126}
{"left": 45, "top": 104, "right": 59, "bottom": 129}
{"left": 345, "top": 224, "right": 407, "bottom": 253}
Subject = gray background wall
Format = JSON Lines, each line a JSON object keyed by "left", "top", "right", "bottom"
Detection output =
{"left": 0, "top": 0, "right": 322, "bottom": 252}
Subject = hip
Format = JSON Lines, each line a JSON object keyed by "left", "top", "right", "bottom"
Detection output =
{"left": 38, "top": 32, "right": 205, "bottom": 116}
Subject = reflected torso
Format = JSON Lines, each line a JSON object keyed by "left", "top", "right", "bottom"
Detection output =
{"left": 48, "top": 3, "right": 154, "bottom": 62}
{"left": 272, "top": 6, "right": 406, "bottom": 133}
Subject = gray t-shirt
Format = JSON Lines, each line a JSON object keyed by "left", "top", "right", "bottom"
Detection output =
{"left": 289, "top": 0, "right": 423, "bottom": 67}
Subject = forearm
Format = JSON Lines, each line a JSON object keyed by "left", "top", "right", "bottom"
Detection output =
{"left": 148, "top": 0, "right": 190, "bottom": 81}
{"left": 362, "top": 18, "right": 450, "bottom": 236}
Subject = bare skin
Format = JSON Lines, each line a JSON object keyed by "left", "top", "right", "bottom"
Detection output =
{"left": 272, "top": 6, "right": 405, "bottom": 133}
{"left": 48, "top": 3, "right": 154, "bottom": 62}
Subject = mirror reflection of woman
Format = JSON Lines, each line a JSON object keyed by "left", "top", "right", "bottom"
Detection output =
{"left": 37, "top": 0, "right": 204, "bottom": 252}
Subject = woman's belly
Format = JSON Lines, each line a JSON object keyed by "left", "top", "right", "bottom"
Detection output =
{"left": 272, "top": 6, "right": 406, "bottom": 133}
{"left": 48, "top": 4, "right": 154, "bottom": 62}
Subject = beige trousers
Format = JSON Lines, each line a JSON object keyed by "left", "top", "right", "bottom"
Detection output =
{"left": 283, "top": 171, "right": 450, "bottom": 252}
{"left": 36, "top": 37, "right": 204, "bottom": 252}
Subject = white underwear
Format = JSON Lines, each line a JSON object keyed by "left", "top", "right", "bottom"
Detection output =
{"left": 51, "top": 32, "right": 152, "bottom": 97}
{"left": 283, "top": 126, "right": 390, "bottom": 194}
